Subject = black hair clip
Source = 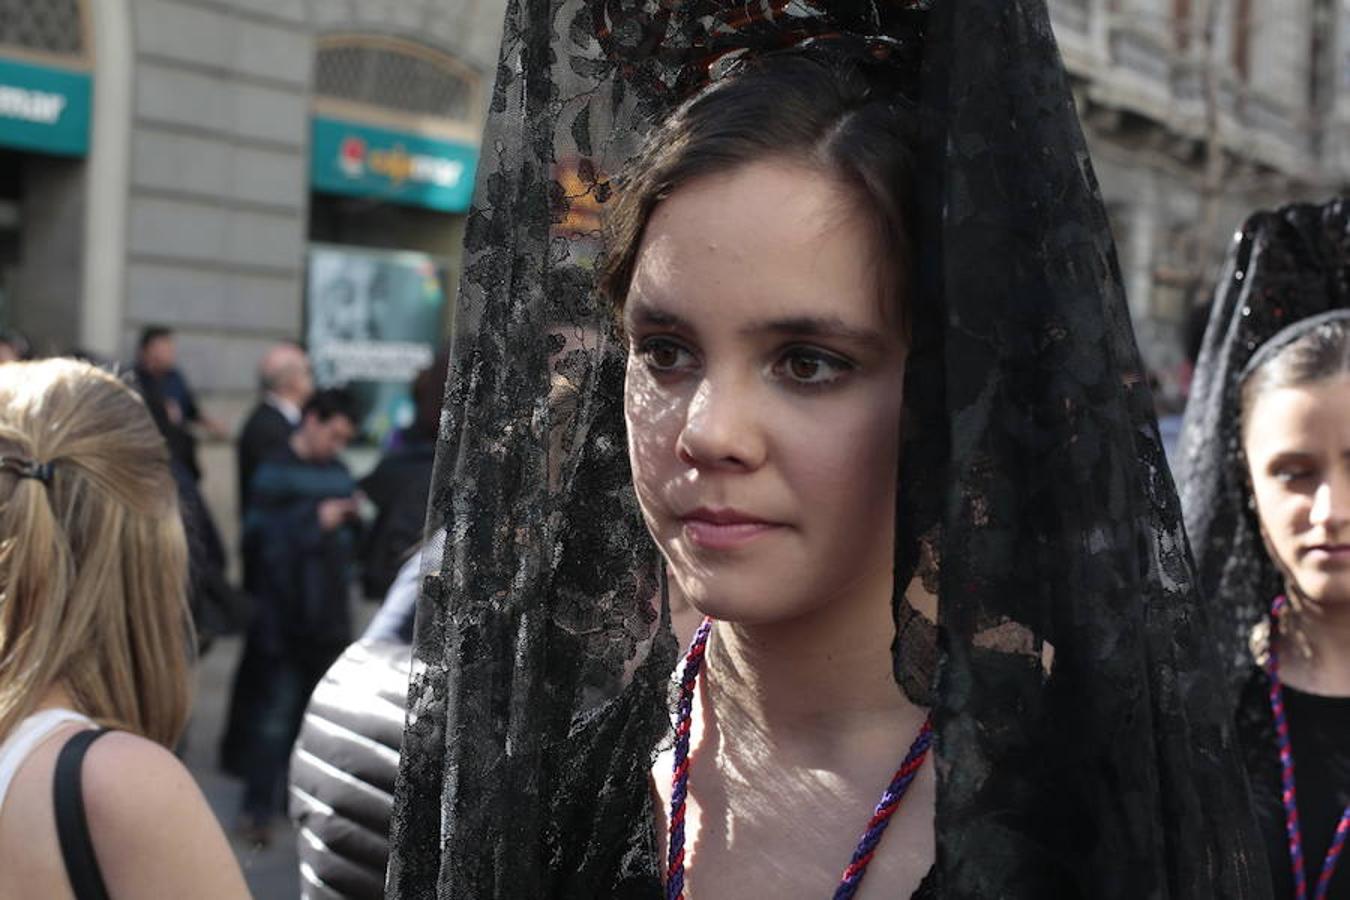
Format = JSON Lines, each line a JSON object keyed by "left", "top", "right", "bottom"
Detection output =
{"left": 0, "top": 455, "right": 54, "bottom": 485}
{"left": 705, "top": 30, "right": 922, "bottom": 105}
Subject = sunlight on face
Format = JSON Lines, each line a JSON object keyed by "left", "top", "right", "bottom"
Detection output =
{"left": 1245, "top": 376, "right": 1350, "bottom": 608}
{"left": 622, "top": 160, "right": 908, "bottom": 624}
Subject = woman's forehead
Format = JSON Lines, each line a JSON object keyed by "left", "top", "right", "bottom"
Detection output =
{"left": 629, "top": 160, "right": 889, "bottom": 332}
{"left": 1245, "top": 377, "right": 1350, "bottom": 453}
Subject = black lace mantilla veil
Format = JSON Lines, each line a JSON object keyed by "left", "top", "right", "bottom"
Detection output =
{"left": 388, "top": 1, "right": 1268, "bottom": 897}
{"left": 1178, "top": 199, "right": 1350, "bottom": 700}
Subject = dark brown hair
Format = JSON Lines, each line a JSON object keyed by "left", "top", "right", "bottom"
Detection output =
{"left": 1241, "top": 316, "right": 1350, "bottom": 435}
{"left": 598, "top": 54, "right": 918, "bottom": 338}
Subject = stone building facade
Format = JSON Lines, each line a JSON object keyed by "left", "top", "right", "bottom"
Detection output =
{"left": 0, "top": 0, "right": 508, "bottom": 530}
{"left": 1049, "top": 0, "right": 1350, "bottom": 388}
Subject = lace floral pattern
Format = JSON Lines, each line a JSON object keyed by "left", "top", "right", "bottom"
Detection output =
{"left": 388, "top": 2, "right": 1270, "bottom": 897}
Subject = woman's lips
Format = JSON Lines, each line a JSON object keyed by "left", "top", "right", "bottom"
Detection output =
{"left": 1305, "top": 544, "right": 1350, "bottom": 563}
{"left": 679, "top": 508, "right": 782, "bottom": 550}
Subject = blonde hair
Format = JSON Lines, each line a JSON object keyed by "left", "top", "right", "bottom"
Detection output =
{"left": 0, "top": 358, "right": 191, "bottom": 747}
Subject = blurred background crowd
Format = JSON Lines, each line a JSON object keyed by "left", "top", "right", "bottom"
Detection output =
{"left": 5, "top": 0, "right": 1350, "bottom": 897}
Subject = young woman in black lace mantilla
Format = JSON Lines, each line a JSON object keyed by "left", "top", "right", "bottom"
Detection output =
{"left": 387, "top": 4, "right": 1270, "bottom": 898}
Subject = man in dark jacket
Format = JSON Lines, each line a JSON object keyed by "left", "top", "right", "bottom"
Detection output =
{"left": 220, "top": 342, "right": 315, "bottom": 775}
{"left": 231, "top": 389, "right": 360, "bottom": 842}
{"left": 237, "top": 342, "right": 314, "bottom": 511}
{"left": 131, "top": 325, "right": 236, "bottom": 649}
{"left": 133, "top": 325, "right": 228, "bottom": 480}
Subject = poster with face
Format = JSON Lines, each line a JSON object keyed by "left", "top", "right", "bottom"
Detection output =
{"left": 306, "top": 243, "right": 452, "bottom": 443}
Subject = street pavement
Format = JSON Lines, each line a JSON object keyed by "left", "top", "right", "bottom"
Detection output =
{"left": 185, "top": 634, "right": 301, "bottom": 900}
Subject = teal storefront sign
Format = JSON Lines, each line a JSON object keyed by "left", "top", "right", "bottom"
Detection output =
{"left": 311, "top": 116, "right": 478, "bottom": 213}
{"left": 0, "top": 56, "right": 91, "bottom": 157}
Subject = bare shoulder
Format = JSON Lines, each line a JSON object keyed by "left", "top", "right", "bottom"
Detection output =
{"left": 83, "top": 730, "right": 187, "bottom": 788}
{"left": 82, "top": 732, "right": 251, "bottom": 899}
{"left": 81, "top": 731, "right": 206, "bottom": 828}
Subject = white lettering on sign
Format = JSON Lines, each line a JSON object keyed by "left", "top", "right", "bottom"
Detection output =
{"left": 316, "top": 341, "right": 434, "bottom": 383}
{"left": 354, "top": 143, "right": 466, "bottom": 189}
{"left": 410, "top": 155, "right": 465, "bottom": 188}
{"left": 0, "top": 85, "right": 67, "bottom": 125}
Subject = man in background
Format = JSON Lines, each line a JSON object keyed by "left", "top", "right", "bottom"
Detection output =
{"left": 237, "top": 342, "right": 313, "bottom": 511}
{"left": 133, "top": 325, "right": 227, "bottom": 482}
{"left": 131, "top": 325, "right": 235, "bottom": 647}
{"left": 220, "top": 341, "right": 315, "bottom": 777}
{"left": 230, "top": 389, "right": 361, "bottom": 844}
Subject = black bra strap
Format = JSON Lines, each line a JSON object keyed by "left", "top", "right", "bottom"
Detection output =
{"left": 52, "top": 728, "right": 112, "bottom": 900}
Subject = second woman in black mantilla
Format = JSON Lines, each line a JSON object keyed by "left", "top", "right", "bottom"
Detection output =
{"left": 1180, "top": 200, "right": 1350, "bottom": 900}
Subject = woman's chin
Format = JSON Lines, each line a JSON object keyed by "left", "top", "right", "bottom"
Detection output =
{"left": 1292, "top": 573, "right": 1350, "bottom": 615}
{"left": 671, "top": 576, "right": 820, "bottom": 626}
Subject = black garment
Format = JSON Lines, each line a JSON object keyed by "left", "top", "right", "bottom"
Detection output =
{"left": 178, "top": 468, "right": 245, "bottom": 648}
{"left": 1237, "top": 666, "right": 1350, "bottom": 900}
{"left": 221, "top": 401, "right": 299, "bottom": 774}
{"left": 237, "top": 401, "right": 295, "bottom": 513}
{"left": 230, "top": 445, "right": 359, "bottom": 818}
{"left": 358, "top": 439, "right": 435, "bottom": 600}
{"left": 133, "top": 365, "right": 201, "bottom": 481}
{"left": 388, "top": 2, "right": 1269, "bottom": 898}
{"left": 243, "top": 445, "right": 358, "bottom": 654}
{"left": 131, "top": 365, "right": 236, "bottom": 651}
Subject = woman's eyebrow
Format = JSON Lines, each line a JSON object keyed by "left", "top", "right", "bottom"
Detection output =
{"left": 741, "top": 315, "right": 888, "bottom": 350}
{"left": 627, "top": 303, "right": 889, "bottom": 351}
{"left": 626, "top": 301, "right": 688, "bottom": 331}
{"left": 1264, "top": 449, "right": 1316, "bottom": 466}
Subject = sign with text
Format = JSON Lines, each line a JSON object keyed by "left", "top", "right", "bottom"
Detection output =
{"left": 310, "top": 116, "right": 478, "bottom": 213}
{"left": 306, "top": 244, "right": 451, "bottom": 443}
{"left": 0, "top": 56, "right": 91, "bottom": 157}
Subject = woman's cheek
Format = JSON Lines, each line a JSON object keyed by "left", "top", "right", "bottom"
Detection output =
{"left": 789, "top": 398, "right": 900, "bottom": 497}
{"left": 1255, "top": 488, "right": 1305, "bottom": 572}
{"left": 625, "top": 372, "right": 685, "bottom": 487}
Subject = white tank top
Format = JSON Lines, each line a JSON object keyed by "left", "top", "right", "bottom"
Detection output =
{"left": 0, "top": 708, "right": 95, "bottom": 813}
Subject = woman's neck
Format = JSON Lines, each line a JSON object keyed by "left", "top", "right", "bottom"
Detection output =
{"left": 703, "top": 581, "right": 918, "bottom": 753}
{"left": 34, "top": 685, "right": 79, "bottom": 714}
{"left": 1276, "top": 602, "right": 1350, "bottom": 696}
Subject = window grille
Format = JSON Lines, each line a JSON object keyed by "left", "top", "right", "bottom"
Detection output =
{"left": 315, "top": 39, "right": 476, "bottom": 122}
{"left": 0, "top": 0, "right": 86, "bottom": 58}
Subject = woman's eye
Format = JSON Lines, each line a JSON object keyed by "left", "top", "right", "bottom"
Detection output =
{"left": 1274, "top": 467, "right": 1315, "bottom": 484}
{"left": 774, "top": 348, "right": 852, "bottom": 387}
{"left": 638, "top": 338, "right": 695, "bottom": 372}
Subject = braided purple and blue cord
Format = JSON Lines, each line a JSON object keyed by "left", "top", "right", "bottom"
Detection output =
{"left": 666, "top": 616, "right": 713, "bottom": 900}
{"left": 1267, "top": 594, "right": 1350, "bottom": 900}
{"left": 666, "top": 616, "right": 932, "bottom": 900}
{"left": 833, "top": 717, "right": 934, "bottom": 900}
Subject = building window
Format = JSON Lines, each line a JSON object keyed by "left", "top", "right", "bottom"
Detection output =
{"left": 1232, "top": 0, "right": 1253, "bottom": 80}
{"left": 1174, "top": 0, "right": 1192, "bottom": 51}
{"left": 0, "top": 0, "right": 88, "bottom": 62}
{"left": 315, "top": 36, "right": 479, "bottom": 124}
{"left": 1309, "top": 0, "right": 1334, "bottom": 112}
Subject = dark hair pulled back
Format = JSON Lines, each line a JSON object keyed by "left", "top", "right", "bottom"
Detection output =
{"left": 1240, "top": 315, "right": 1350, "bottom": 435}
{"left": 599, "top": 53, "right": 918, "bottom": 339}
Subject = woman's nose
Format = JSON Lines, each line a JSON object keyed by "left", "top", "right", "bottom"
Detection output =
{"left": 1310, "top": 471, "right": 1350, "bottom": 530}
{"left": 675, "top": 376, "right": 766, "bottom": 471}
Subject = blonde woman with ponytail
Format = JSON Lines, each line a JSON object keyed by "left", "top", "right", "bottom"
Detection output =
{"left": 0, "top": 359, "right": 248, "bottom": 899}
